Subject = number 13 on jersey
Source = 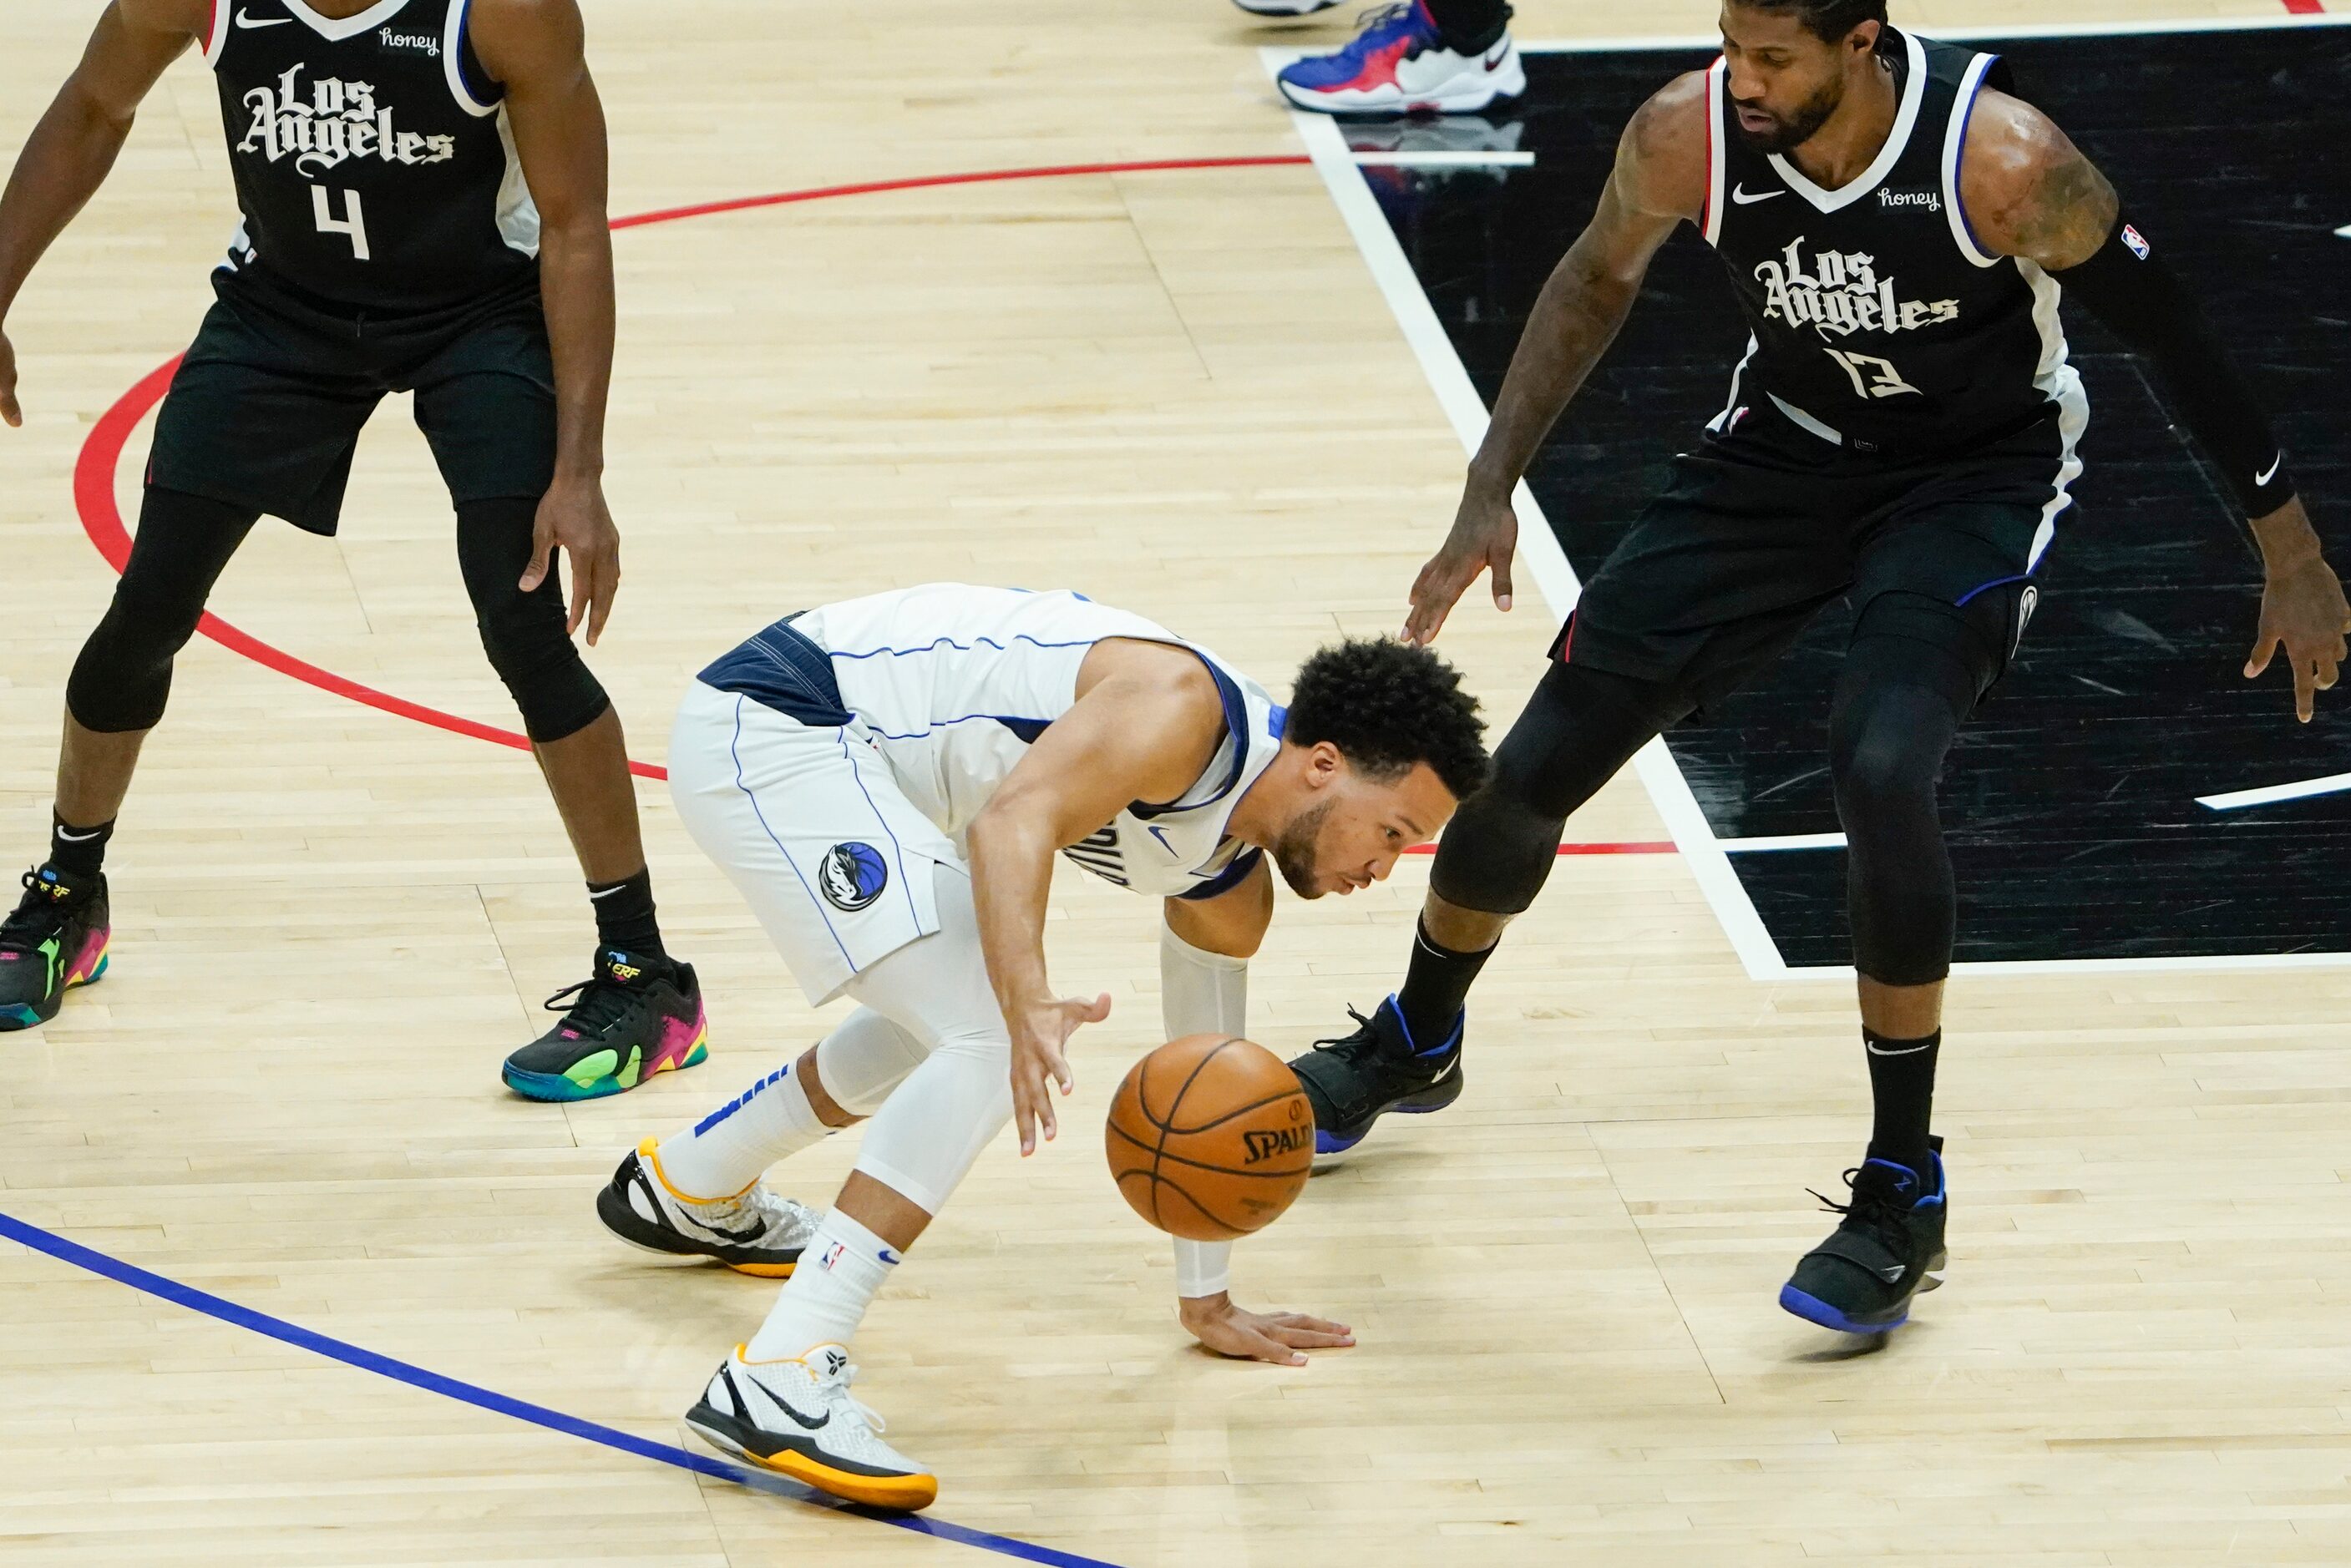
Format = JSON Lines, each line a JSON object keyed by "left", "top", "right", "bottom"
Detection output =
{"left": 1825, "top": 346, "right": 1920, "bottom": 400}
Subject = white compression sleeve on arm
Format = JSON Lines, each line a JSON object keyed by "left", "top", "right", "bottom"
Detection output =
{"left": 1162, "top": 918, "right": 1247, "bottom": 1300}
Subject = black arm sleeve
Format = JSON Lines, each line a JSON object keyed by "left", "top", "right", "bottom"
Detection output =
{"left": 2051, "top": 217, "right": 2296, "bottom": 516}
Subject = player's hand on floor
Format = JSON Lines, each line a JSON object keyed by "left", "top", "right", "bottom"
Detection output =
{"left": 1405, "top": 483, "right": 1518, "bottom": 646}
{"left": 1010, "top": 990, "right": 1111, "bottom": 1156}
{"left": 2246, "top": 552, "right": 2351, "bottom": 724}
{"left": 522, "top": 473, "right": 622, "bottom": 645}
{"left": 0, "top": 327, "right": 21, "bottom": 427}
{"left": 1179, "top": 1292, "right": 1355, "bottom": 1367}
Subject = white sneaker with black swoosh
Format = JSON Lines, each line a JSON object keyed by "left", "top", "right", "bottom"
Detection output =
{"left": 596, "top": 1137, "right": 819, "bottom": 1277}
{"left": 687, "top": 1344, "right": 939, "bottom": 1510}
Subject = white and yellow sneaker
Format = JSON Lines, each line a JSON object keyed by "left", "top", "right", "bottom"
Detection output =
{"left": 596, "top": 1138, "right": 819, "bottom": 1277}
{"left": 687, "top": 1344, "right": 939, "bottom": 1511}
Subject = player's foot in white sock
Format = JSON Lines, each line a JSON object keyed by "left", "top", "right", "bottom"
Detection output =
{"left": 687, "top": 1343, "right": 937, "bottom": 1510}
{"left": 596, "top": 1137, "right": 820, "bottom": 1277}
{"left": 656, "top": 1060, "right": 833, "bottom": 1199}
{"left": 747, "top": 1209, "right": 899, "bottom": 1358}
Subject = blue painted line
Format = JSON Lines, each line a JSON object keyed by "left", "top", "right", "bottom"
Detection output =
{"left": 0, "top": 1206, "right": 1122, "bottom": 1568}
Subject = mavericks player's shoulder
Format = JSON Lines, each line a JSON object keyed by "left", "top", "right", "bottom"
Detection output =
{"left": 1616, "top": 69, "right": 1710, "bottom": 221}
{"left": 1956, "top": 89, "right": 2118, "bottom": 269}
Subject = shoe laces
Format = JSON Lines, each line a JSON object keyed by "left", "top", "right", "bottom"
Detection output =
{"left": 1338, "top": 3, "right": 1424, "bottom": 57}
{"left": 1807, "top": 1167, "right": 1913, "bottom": 1255}
{"left": 542, "top": 972, "right": 640, "bottom": 1037}
{"left": 0, "top": 868, "right": 70, "bottom": 953}
{"left": 808, "top": 1357, "right": 887, "bottom": 1435}
{"left": 1308, "top": 1005, "right": 1382, "bottom": 1062}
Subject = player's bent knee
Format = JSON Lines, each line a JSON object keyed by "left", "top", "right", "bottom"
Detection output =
{"left": 64, "top": 579, "right": 211, "bottom": 734}
{"left": 1429, "top": 781, "right": 1568, "bottom": 916}
{"left": 474, "top": 596, "right": 611, "bottom": 742}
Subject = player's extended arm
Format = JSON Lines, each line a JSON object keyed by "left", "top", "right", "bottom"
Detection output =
{"left": 1403, "top": 70, "right": 1707, "bottom": 645}
{"left": 469, "top": 0, "right": 621, "bottom": 643}
{"left": 1963, "top": 90, "right": 2350, "bottom": 722}
{"left": 965, "top": 645, "right": 1228, "bottom": 1156}
{"left": 0, "top": 0, "right": 202, "bottom": 427}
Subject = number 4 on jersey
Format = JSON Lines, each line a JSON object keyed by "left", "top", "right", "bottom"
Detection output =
{"left": 309, "top": 185, "right": 371, "bottom": 260}
{"left": 1825, "top": 346, "right": 1920, "bottom": 400}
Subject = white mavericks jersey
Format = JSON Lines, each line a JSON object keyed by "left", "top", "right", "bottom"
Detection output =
{"left": 699, "top": 584, "right": 1286, "bottom": 899}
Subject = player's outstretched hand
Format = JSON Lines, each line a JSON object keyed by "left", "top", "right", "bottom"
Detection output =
{"left": 0, "top": 326, "right": 22, "bottom": 427}
{"left": 1179, "top": 1292, "right": 1355, "bottom": 1367}
{"left": 522, "top": 473, "right": 621, "bottom": 645}
{"left": 1404, "top": 481, "right": 1518, "bottom": 646}
{"left": 1010, "top": 990, "right": 1111, "bottom": 1156}
{"left": 2245, "top": 539, "right": 2351, "bottom": 725}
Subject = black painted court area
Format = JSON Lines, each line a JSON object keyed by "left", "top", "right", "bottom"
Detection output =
{"left": 1361, "top": 23, "right": 2351, "bottom": 965}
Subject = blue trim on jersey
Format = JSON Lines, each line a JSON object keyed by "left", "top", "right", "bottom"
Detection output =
{"left": 1173, "top": 846, "right": 1264, "bottom": 903}
{"left": 1954, "top": 571, "right": 2033, "bottom": 607}
{"left": 1950, "top": 52, "right": 1998, "bottom": 264}
{"left": 1267, "top": 704, "right": 1288, "bottom": 739}
{"left": 863, "top": 712, "right": 1055, "bottom": 744}
{"left": 701, "top": 618, "right": 853, "bottom": 727}
{"left": 1130, "top": 656, "right": 1251, "bottom": 821}
{"left": 728, "top": 695, "right": 856, "bottom": 971}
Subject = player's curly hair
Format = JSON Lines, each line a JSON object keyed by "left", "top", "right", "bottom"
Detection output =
{"left": 1735, "top": 0, "right": 1888, "bottom": 43}
{"left": 1284, "top": 639, "right": 1489, "bottom": 803}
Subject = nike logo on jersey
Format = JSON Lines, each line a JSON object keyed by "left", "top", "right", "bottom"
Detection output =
{"left": 1147, "top": 825, "right": 1178, "bottom": 857}
{"left": 1731, "top": 184, "right": 1785, "bottom": 205}
{"left": 234, "top": 8, "right": 293, "bottom": 26}
{"left": 2256, "top": 453, "right": 2283, "bottom": 487}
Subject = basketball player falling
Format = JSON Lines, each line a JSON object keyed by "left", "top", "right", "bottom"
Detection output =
{"left": 592, "top": 584, "right": 1488, "bottom": 1508}
{"left": 0, "top": 0, "right": 705, "bottom": 1099}
{"left": 1290, "top": 0, "right": 2351, "bottom": 1337}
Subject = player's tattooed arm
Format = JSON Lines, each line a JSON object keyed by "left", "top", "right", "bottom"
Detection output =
{"left": 0, "top": 0, "right": 206, "bottom": 427}
{"left": 1408, "top": 72, "right": 1705, "bottom": 645}
{"left": 969, "top": 642, "right": 1229, "bottom": 1156}
{"left": 1958, "top": 90, "right": 2118, "bottom": 271}
{"left": 470, "top": 0, "right": 622, "bottom": 642}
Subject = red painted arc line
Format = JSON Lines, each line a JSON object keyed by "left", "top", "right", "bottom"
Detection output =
{"left": 70, "top": 153, "right": 1676, "bottom": 856}
{"left": 2283, "top": 1, "right": 2324, "bottom": 17}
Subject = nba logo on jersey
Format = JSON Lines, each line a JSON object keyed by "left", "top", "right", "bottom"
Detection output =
{"left": 2121, "top": 225, "right": 2151, "bottom": 260}
{"left": 819, "top": 842, "right": 889, "bottom": 912}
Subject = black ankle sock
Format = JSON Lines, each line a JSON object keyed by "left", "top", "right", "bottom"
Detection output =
{"left": 588, "top": 867, "right": 665, "bottom": 960}
{"left": 1863, "top": 1028, "right": 1941, "bottom": 1173}
{"left": 1435, "top": 0, "right": 1511, "bottom": 56}
{"left": 48, "top": 814, "right": 115, "bottom": 883}
{"left": 1396, "top": 918, "right": 1493, "bottom": 1047}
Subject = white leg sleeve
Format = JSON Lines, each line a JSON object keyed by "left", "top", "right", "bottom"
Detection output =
{"left": 814, "top": 1006, "right": 932, "bottom": 1116}
{"left": 1161, "top": 920, "right": 1249, "bottom": 1299}
{"left": 838, "top": 862, "right": 1013, "bottom": 1217}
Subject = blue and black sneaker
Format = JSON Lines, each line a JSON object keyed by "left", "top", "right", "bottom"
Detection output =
{"left": 1286, "top": 994, "right": 1463, "bottom": 1157}
{"left": 1780, "top": 1136, "right": 1948, "bottom": 1335}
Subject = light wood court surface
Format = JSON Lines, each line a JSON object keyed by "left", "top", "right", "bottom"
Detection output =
{"left": 3, "top": 1, "right": 2347, "bottom": 1563}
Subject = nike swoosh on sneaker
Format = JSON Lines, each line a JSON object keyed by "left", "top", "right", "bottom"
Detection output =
{"left": 1731, "top": 184, "right": 1786, "bottom": 205}
{"left": 1483, "top": 46, "right": 1507, "bottom": 69}
{"left": 1872, "top": 1262, "right": 1907, "bottom": 1283}
{"left": 235, "top": 8, "right": 293, "bottom": 25}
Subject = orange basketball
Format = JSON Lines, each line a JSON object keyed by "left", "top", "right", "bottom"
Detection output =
{"left": 1104, "top": 1033, "right": 1315, "bottom": 1242}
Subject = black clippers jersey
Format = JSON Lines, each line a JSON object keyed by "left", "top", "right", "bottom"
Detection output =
{"left": 203, "top": 0, "right": 538, "bottom": 311}
{"left": 1700, "top": 28, "right": 2084, "bottom": 455}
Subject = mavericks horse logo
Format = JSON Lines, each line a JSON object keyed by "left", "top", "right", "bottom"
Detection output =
{"left": 820, "top": 842, "right": 889, "bottom": 912}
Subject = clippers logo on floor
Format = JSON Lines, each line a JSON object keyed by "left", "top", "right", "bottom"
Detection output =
{"left": 818, "top": 842, "right": 889, "bottom": 912}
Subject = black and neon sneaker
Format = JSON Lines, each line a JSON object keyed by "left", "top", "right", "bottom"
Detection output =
{"left": 0, "top": 866, "right": 112, "bottom": 1032}
{"left": 596, "top": 1137, "right": 818, "bottom": 1277}
{"left": 1780, "top": 1136, "right": 1948, "bottom": 1335}
{"left": 1286, "top": 993, "right": 1464, "bottom": 1157}
{"left": 500, "top": 948, "right": 709, "bottom": 1101}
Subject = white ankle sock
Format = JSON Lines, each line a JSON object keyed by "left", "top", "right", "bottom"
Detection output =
{"left": 747, "top": 1210, "right": 899, "bottom": 1361}
{"left": 656, "top": 1062, "right": 831, "bottom": 1201}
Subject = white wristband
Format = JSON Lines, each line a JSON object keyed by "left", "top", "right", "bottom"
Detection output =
{"left": 1173, "top": 1237, "right": 1231, "bottom": 1299}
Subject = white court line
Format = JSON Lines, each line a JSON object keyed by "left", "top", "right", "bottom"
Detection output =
{"left": 1518, "top": 13, "right": 2351, "bottom": 52}
{"left": 1350, "top": 151, "right": 1536, "bottom": 168}
{"left": 2337, "top": 225, "right": 2351, "bottom": 239}
{"left": 1720, "top": 832, "right": 1849, "bottom": 853}
{"left": 2199, "top": 771, "right": 2351, "bottom": 812}
{"left": 1274, "top": 73, "right": 1793, "bottom": 982}
{"left": 1269, "top": 31, "right": 2351, "bottom": 979}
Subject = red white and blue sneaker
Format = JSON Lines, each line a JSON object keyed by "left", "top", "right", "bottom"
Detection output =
{"left": 1286, "top": 994, "right": 1464, "bottom": 1158}
{"left": 501, "top": 948, "right": 709, "bottom": 1101}
{"left": 1232, "top": 0, "right": 1346, "bottom": 14}
{"left": 1277, "top": 3, "right": 1525, "bottom": 116}
{"left": 1780, "top": 1137, "right": 1949, "bottom": 1335}
{"left": 0, "top": 866, "right": 110, "bottom": 1032}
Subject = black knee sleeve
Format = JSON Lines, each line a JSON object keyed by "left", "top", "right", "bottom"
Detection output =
{"left": 1430, "top": 659, "right": 1689, "bottom": 915}
{"left": 66, "top": 488, "right": 257, "bottom": 734}
{"left": 1831, "top": 594, "right": 1992, "bottom": 988}
{"left": 455, "top": 498, "right": 611, "bottom": 744}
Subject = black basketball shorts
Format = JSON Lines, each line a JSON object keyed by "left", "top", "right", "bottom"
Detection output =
{"left": 1553, "top": 397, "right": 2076, "bottom": 705}
{"left": 146, "top": 264, "right": 557, "bottom": 536}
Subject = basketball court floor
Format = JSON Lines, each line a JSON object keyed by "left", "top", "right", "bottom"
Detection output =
{"left": 3, "top": 2, "right": 2348, "bottom": 1563}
